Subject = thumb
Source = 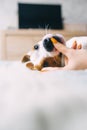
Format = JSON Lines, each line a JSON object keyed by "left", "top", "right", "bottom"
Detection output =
{"left": 53, "top": 42, "right": 69, "bottom": 56}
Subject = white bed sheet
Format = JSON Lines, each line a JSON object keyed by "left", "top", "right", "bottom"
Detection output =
{"left": 0, "top": 61, "right": 87, "bottom": 130}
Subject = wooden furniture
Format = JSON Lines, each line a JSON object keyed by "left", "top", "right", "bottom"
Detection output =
{"left": 0, "top": 29, "right": 87, "bottom": 60}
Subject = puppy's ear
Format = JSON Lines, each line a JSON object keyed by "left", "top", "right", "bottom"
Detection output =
{"left": 22, "top": 55, "right": 30, "bottom": 63}
{"left": 26, "top": 62, "right": 34, "bottom": 70}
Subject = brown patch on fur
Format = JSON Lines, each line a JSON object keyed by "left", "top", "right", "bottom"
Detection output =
{"left": 26, "top": 62, "right": 34, "bottom": 70}
{"left": 38, "top": 55, "right": 62, "bottom": 71}
{"left": 22, "top": 55, "right": 30, "bottom": 63}
{"left": 24, "top": 55, "right": 62, "bottom": 71}
{"left": 34, "top": 65, "right": 42, "bottom": 71}
{"left": 26, "top": 62, "right": 42, "bottom": 71}
{"left": 26, "top": 55, "right": 62, "bottom": 71}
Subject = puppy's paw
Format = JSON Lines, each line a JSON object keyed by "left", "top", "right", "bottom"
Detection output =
{"left": 22, "top": 55, "right": 30, "bottom": 63}
{"left": 26, "top": 62, "right": 34, "bottom": 70}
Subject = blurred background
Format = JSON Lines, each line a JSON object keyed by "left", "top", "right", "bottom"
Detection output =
{"left": 0, "top": 0, "right": 87, "bottom": 61}
{"left": 0, "top": 0, "right": 87, "bottom": 30}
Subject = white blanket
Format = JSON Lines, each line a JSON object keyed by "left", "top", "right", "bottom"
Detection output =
{"left": 0, "top": 61, "right": 87, "bottom": 130}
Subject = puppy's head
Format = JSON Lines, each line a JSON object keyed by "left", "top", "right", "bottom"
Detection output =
{"left": 22, "top": 34, "right": 65, "bottom": 71}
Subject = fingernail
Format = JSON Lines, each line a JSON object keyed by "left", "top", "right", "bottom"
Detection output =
{"left": 50, "top": 38, "right": 58, "bottom": 44}
{"left": 78, "top": 44, "right": 82, "bottom": 49}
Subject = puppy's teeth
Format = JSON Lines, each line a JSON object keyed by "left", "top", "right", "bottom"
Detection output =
{"left": 51, "top": 38, "right": 58, "bottom": 44}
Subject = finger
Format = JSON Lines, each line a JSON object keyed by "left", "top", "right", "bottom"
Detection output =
{"left": 77, "top": 44, "right": 82, "bottom": 49}
{"left": 41, "top": 65, "right": 74, "bottom": 71}
{"left": 64, "top": 56, "right": 68, "bottom": 65}
{"left": 41, "top": 66, "right": 71, "bottom": 71}
{"left": 71, "top": 41, "right": 77, "bottom": 49}
{"left": 53, "top": 42, "right": 70, "bottom": 56}
{"left": 41, "top": 67, "right": 63, "bottom": 72}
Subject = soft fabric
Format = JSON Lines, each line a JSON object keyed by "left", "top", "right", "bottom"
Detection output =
{"left": 0, "top": 61, "right": 87, "bottom": 130}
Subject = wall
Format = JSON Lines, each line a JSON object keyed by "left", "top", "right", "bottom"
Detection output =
{"left": 0, "top": 0, "right": 87, "bottom": 29}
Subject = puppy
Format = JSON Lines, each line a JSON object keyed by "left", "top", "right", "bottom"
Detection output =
{"left": 22, "top": 34, "right": 87, "bottom": 71}
{"left": 22, "top": 34, "right": 65, "bottom": 70}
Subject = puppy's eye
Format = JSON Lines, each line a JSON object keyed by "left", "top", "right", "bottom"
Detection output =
{"left": 34, "top": 44, "right": 39, "bottom": 50}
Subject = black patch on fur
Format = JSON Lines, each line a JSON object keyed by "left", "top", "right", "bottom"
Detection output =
{"left": 52, "top": 35, "right": 63, "bottom": 43}
{"left": 43, "top": 38, "right": 54, "bottom": 52}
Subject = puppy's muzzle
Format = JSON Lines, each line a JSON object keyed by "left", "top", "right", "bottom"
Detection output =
{"left": 43, "top": 38, "right": 54, "bottom": 52}
{"left": 43, "top": 36, "right": 64, "bottom": 52}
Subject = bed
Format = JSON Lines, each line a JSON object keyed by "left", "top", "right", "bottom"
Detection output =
{"left": 0, "top": 61, "right": 87, "bottom": 130}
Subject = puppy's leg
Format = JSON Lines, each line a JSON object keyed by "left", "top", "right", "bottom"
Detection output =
{"left": 26, "top": 62, "right": 34, "bottom": 70}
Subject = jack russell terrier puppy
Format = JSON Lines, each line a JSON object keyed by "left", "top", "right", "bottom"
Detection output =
{"left": 22, "top": 34, "right": 87, "bottom": 71}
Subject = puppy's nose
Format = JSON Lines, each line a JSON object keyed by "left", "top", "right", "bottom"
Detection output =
{"left": 43, "top": 38, "right": 54, "bottom": 52}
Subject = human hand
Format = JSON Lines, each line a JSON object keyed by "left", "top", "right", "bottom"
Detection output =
{"left": 42, "top": 41, "right": 87, "bottom": 71}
